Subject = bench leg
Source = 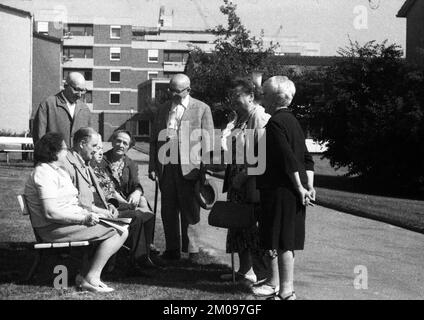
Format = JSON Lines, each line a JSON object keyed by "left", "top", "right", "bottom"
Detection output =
{"left": 25, "top": 250, "right": 42, "bottom": 282}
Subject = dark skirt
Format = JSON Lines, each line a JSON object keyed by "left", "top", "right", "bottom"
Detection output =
{"left": 259, "top": 187, "right": 306, "bottom": 251}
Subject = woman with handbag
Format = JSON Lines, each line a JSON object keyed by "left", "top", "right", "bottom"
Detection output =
{"left": 218, "top": 77, "right": 271, "bottom": 284}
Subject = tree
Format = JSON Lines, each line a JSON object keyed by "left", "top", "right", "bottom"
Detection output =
{"left": 312, "top": 40, "right": 424, "bottom": 194}
{"left": 186, "top": 0, "right": 275, "bottom": 108}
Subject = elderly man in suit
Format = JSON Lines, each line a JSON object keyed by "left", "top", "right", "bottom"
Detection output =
{"left": 32, "top": 72, "right": 93, "bottom": 147}
{"left": 60, "top": 127, "right": 150, "bottom": 276}
{"left": 149, "top": 74, "right": 214, "bottom": 261}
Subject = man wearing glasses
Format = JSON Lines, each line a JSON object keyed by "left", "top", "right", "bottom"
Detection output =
{"left": 149, "top": 73, "right": 214, "bottom": 262}
{"left": 32, "top": 72, "right": 93, "bottom": 147}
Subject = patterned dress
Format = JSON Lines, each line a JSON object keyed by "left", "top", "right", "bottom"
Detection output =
{"left": 225, "top": 105, "right": 270, "bottom": 254}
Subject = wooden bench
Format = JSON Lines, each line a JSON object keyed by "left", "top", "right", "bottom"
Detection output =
{"left": 17, "top": 195, "right": 91, "bottom": 282}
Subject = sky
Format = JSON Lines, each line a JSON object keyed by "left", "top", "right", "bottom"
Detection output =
{"left": 2, "top": 0, "right": 407, "bottom": 56}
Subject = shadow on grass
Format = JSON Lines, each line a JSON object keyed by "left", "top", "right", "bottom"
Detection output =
{"left": 105, "top": 250, "right": 252, "bottom": 295}
{"left": 0, "top": 244, "right": 251, "bottom": 296}
{"left": 315, "top": 174, "right": 424, "bottom": 201}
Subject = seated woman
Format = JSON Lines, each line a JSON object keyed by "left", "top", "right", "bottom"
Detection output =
{"left": 90, "top": 131, "right": 156, "bottom": 269}
{"left": 24, "top": 132, "right": 128, "bottom": 293}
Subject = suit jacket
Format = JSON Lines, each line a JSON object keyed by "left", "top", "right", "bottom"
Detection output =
{"left": 149, "top": 96, "right": 214, "bottom": 181}
{"left": 60, "top": 150, "right": 108, "bottom": 210}
{"left": 101, "top": 149, "right": 144, "bottom": 198}
{"left": 32, "top": 92, "right": 93, "bottom": 147}
{"left": 257, "top": 108, "right": 314, "bottom": 190}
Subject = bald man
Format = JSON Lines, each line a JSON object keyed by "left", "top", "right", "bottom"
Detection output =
{"left": 32, "top": 72, "right": 93, "bottom": 147}
{"left": 149, "top": 73, "right": 214, "bottom": 262}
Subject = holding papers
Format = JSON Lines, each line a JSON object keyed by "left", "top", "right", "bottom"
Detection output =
{"left": 99, "top": 217, "right": 132, "bottom": 234}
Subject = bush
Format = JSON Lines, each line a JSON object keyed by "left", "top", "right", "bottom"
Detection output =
{"left": 312, "top": 41, "right": 424, "bottom": 194}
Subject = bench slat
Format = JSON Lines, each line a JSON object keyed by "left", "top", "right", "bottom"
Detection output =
{"left": 70, "top": 241, "right": 90, "bottom": 247}
{"left": 34, "top": 243, "right": 53, "bottom": 249}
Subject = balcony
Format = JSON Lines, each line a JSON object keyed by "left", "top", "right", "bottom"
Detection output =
{"left": 62, "top": 58, "right": 94, "bottom": 69}
{"left": 163, "top": 61, "right": 186, "bottom": 72}
{"left": 63, "top": 36, "right": 94, "bottom": 47}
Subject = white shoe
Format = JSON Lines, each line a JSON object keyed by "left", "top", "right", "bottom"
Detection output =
{"left": 220, "top": 272, "right": 257, "bottom": 283}
{"left": 252, "top": 283, "right": 280, "bottom": 297}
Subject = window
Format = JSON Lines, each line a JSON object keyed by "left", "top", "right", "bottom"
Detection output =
{"left": 110, "top": 47, "right": 121, "bottom": 61}
{"left": 148, "top": 49, "right": 159, "bottom": 63}
{"left": 110, "top": 26, "right": 121, "bottom": 39}
{"left": 110, "top": 92, "right": 120, "bottom": 105}
{"left": 64, "top": 24, "right": 93, "bottom": 36}
{"left": 83, "top": 91, "right": 92, "bottom": 104}
{"left": 163, "top": 51, "right": 189, "bottom": 63}
{"left": 63, "top": 47, "right": 93, "bottom": 59}
{"left": 63, "top": 69, "right": 92, "bottom": 81}
{"left": 110, "top": 70, "right": 121, "bottom": 83}
{"left": 37, "top": 21, "right": 49, "bottom": 34}
{"left": 147, "top": 72, "right": 158, "bottom": 80}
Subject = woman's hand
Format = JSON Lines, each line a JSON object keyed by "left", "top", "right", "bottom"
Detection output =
{"left": 307, "top": 185, "right": 316, "bottom": 201}
{"left": 107, "top": 204, "right": 119, "bottom": 218}
{"left": 297, "top": 186, "right": 314, "bottom": 207}
{"left": 82, "top": 212, "right": 100, "bottom": 226}
{"left": 127, "top": 189, "right": 142, "bottom": 209}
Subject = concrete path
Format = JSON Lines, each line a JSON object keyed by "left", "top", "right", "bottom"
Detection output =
{"left": 132, "top": 148, "right": 424, "bottom": 300}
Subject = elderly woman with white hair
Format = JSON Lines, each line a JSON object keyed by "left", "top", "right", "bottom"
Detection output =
{"left": 255, "top": 76, "right": 315, "bottom": 300}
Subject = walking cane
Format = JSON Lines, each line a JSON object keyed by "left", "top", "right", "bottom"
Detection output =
{"left": 145, "top": 177, "right": 159, "bottom": 248}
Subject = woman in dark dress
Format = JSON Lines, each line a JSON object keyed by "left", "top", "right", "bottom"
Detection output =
{"left": 256, "top": 76, "right": 316, "bottom": 300}
{"left": 90, "top": 130, "right": 156, "bottom": 268}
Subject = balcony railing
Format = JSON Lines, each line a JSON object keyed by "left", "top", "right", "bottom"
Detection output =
{"left": 163, "top": 61, "right": 186, "bottom": 72}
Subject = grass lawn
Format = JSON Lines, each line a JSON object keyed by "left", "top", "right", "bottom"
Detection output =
{"left": 313, "top": 156, "right": 424, "bottom": 234}
{"left": 0, "top": 165, "right": 256, "bottom": 300}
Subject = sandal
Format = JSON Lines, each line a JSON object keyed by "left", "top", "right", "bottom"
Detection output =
{"left": 267, "top": 291, "right": 296, "bottom": 300}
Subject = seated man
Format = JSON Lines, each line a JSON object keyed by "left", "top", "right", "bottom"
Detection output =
{"left": 60, "top": 127, "right": 153, "bottom": 275}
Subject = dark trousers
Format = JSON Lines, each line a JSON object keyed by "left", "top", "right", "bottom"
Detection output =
{"left": 119, "top": 210, "right": 154, "bottom": 259}
{"left": 160, "top": 164, "right": 200, "bottom": 253}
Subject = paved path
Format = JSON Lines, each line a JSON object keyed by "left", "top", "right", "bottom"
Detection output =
{"left": 131, "top": 148, "right": 424, "bottom": 300}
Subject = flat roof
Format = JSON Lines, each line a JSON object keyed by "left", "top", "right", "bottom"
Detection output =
{"left": 0, "top": 3, "right": 32, "bottom": 17}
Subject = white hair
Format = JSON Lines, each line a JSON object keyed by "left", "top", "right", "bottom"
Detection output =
{"left": 263, "top": 76, "right": 296, "bottom": 107}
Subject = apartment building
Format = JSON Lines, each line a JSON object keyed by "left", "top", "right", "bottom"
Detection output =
{"left": 31, "top": 6, "right": 215, "bottom": 140}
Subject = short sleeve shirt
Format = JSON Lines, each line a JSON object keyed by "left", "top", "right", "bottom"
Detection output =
{"left": 24, "top": 163, "right": 85, "bottom": 228}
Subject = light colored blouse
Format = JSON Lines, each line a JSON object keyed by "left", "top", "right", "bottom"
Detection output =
{"left": 24, "top": 163, "right": 86, "bottom": 228}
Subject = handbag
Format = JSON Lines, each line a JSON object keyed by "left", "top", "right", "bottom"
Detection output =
{"left": 208, "top": 201, "right": 256, "bottom": 229}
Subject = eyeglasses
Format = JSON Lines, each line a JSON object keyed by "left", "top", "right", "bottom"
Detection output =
{"left": 168, "top": 86, "right": 190, "bottom": 94}
{"left": 68, "top": 83, "right": 87, "bottom": 94}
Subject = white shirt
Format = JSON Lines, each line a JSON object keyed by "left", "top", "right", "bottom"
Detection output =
{"left": 24, "top": 163, "right": 86, "bottom": 228}
{"left": 167, "top": 95, "right": 189, "bottom": 138}
{"left": 62, "top": 93, "right": 76, "bottom": 118}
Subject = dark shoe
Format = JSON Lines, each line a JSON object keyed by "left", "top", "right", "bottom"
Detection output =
{"left": 160, "top": 250, "right": 181, "bottom": 261}
{"left": 189, "top": 252, "right": 200, "bottom": 264}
